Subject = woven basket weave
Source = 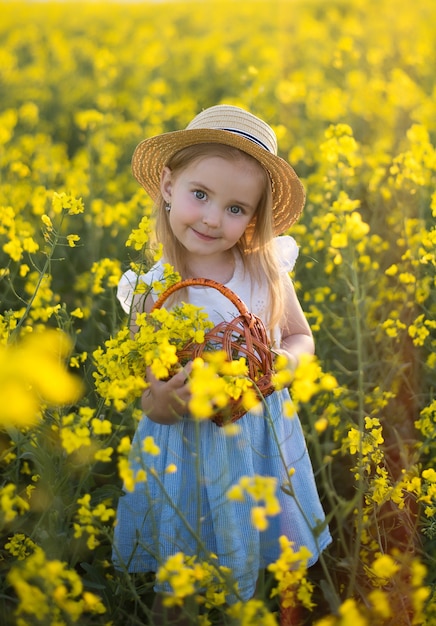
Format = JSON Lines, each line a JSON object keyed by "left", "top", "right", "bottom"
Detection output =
{"left": 151, "top": 278, "right": 275, "bottom": 426}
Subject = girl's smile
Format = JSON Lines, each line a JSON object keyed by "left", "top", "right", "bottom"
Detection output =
{"left": 191, "top": 228, "right": 218, "bottom": 241}
{"left": 160, "top": 155, "right": 264, "bottom": 264}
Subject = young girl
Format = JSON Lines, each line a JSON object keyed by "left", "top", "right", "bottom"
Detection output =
{"left": 113, "top": 105, "right": 332, "bottom": 621}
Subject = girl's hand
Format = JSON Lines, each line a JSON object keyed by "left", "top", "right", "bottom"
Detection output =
{"left": 274, "top": 348, "right": 298, "bottom": 372}
{"left": 141, "top": 364, "right": 192, "bottom": 425}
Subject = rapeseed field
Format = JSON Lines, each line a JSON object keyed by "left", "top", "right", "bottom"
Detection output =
{"left": 0, "top": 0, "right": 435, "bottom": 624}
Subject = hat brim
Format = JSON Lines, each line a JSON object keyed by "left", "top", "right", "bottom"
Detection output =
{"left": 131, "top": 128, "right": 305, "bottom": 236}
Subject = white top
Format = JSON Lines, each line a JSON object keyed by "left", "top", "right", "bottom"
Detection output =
{"left": 117, "top": 235, "right": 299, "bottom": 348}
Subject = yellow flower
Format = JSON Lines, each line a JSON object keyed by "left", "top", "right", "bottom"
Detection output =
{"left": 345, "top": 212, "right": 370, "bottom": 240}
{"left": 156, "top": 552, "right": 196, "bottom": 603}
{"left": 41, "top": 214, "right": 53, "bottom": 231}
{"left": 143, "top": 436, "right": 161, "bottom": 456}
{"left": 82, "top": 592, "right": 106, "bottom": 615}
{"left": 0, "top": 329, "right": 83, "bottom": 428}
{"left": 91, "top": 418, "right": 112, "bottom": 435}
{"left": 224, "top": 422, "right": 242, "bottom": 436}
{"left": 251, "top": 506, "right": 268, "bottom": 531}
{"left": 60, "top": 415, "right": 92, "bottom": 455}
{"left": 268, "top": 536, "right": 314, "bottom": 610}
{"left": 398, "top": 271, "right": 416, "bottom": 284}
{"left": 5, "top": 533, "right": 37, "bottom": 560}
{"left": 0, "top": 484, "right": 30, "bottom": 523}
{"left": 7, "top": 546, "right": 106, "bottom": 621}
{"left": 188, "top": 357, "right": 228, "bottom": 420}
{"left": 3, "top": 237, "right": 24, "bottom": 262}
{"left": 94, "top": 447, "right": 113, "bottom": 463}
{"left": 126, "top": 215, "right": 152, "bottom": 250}
{"left": 90, "top": 258, "right": 122, "bottom": 294}
{"left": 364, "top": 416, "right": 380, "bottom": 429}
{"left": 74, "top": 109, "right": 104, "bottom": 131}
{"left": 371, "top": 554, "right": 399, "bottom": 582}
{"left": 408, "top": 314, "right": 434, "bottom": 346}
{"left": 331, "top": 232, "right": 348, "bottom": 248}
{"left": 368, "top": 589, "right": 392, "bottom": 618}
{"left": 314, "top": 417, "right": 329, "bottom": 433}
{"left": 385, "top": 264, "right": 398, "bottom": 276}
{"left": 165, "top": 464, "right": 177, "bottom": 474}
{"left": 70, "top": 307, "right": 84, "bottom": 318}
{"left": 347, "top": 428, "right": 361, "bottom": 455}
{"left": 283, "top": 399, "right": 296, "bottom": 418}
{"left": 117, "top": 437, "right": 131, "bottom": 455}
{"left": 338, "top": 598, "right": 368, "bottom": 626}
{"left": 52, "top": 191, "right": 84, "bottom": 215}
{"left": 290, "top": 354, "right": 337, "bottom": 406}
{"left": 226, "top": 484, "right": 245, "bottom": 502}
{"left": 422, "top": 468, "right": 436, "bottom": 483}
{"left": 227, "top": 475, "right": 281, "bottom": 531}
{"left": 228, "top": 599, "right": 277, "bottom": 626}
{"left": 19, "top": 263, "right": 30, "bottom": 277}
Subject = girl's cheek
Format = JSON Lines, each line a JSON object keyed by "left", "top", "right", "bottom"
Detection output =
{"left": 180, "top": 199, "right": 199, "bottom": 217}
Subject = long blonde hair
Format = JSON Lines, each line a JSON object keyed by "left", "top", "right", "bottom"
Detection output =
{"left": 154, "top": 143, "right": 287, "bottom": 334}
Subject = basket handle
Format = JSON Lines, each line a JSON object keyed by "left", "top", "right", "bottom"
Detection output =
{"left": 151, "top": 277, "right": 250, "bottom": 317}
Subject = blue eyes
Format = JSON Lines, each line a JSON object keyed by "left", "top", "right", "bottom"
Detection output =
{"left": 193, "top": 190, "right": 243, "bottom": 214}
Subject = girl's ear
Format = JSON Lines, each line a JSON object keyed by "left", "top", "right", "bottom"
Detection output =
{"left": 160, "top": 167, "right": 173, "bottom": 203}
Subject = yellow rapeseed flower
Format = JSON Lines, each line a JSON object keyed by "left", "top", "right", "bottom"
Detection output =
{"left": 4, "top": 533, "right": 37, "bottom": 560}
{"left": 7, "top": 546, "right": 106, "bottom": 622}
{"left": 227, "top": 475, "right": 281, "bottom": 531}
{"left": 143, "top": 435, "right": 160, "bottom": 456}
{"left": 0, "top": 484, "right": 30, "bottom": 523}
{"left": 370, "top": 554, "right": 400, "bottom": 582}
{"left": 66, "top": 233, "right": 80, "bottom": 247}
{"left": 0, "top": 329, "right": 83, "bottom": 428}
{"left": 251, "top": 506, "right": 268, "bottom": 531}
{"left": 52, "top": 191, "right": 84, "bottom": 215}
{"left": 41, "top": 214, "right": 53, "bottom": 231}
{"left": 314, "top": 417, "right": 329, "bottom": 433}
{"left": 368, "top": 589, "right": 392, "bottom": 619}
{"left": 91, "top": 418, "right": 112, "bottom": 435}
{"left": 165, "top": 464, "right": 177, "bottom": 474}
{"left": 94, "top": 447, "right": 113, "bottom": 463}
{"left": 228, "top": 598, "right": 277, "bottom": 626}
{"left": 338, "top": 598, "right": 368, "bottom": 626}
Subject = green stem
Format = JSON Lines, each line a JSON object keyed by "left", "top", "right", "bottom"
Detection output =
{"left": 346, "top": 256, "right": 366, "bottom": 598}
{"left": 263, "top": 395, "right": 341, "bottom": 611}
{"left": 11, "top": 217, "right": 64, "bottom": 339}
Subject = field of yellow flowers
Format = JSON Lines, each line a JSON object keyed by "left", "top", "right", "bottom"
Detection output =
{"left": 1, "top": 0, "right": 435, "bottom": 624}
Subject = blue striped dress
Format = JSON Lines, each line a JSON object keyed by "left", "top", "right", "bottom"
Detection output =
{"left": 112, "top": 237, "right": 332, "bottom": 601}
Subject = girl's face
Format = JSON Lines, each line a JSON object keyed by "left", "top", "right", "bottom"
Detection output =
{"left": 160, "top": 154, "right": 264, "bottom": 262}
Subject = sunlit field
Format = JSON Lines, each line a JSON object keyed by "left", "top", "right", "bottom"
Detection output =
{"left": 0, "top": 0, "right": 435, "bottom": 624}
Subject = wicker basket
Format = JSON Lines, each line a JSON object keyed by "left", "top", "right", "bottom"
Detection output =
{"left": 151, "top": 278, "right": 275, "bottom": 426}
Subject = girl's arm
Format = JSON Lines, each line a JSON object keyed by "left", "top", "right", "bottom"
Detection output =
{"left": 278, "top": 276, "right": 315, "bottom": 369}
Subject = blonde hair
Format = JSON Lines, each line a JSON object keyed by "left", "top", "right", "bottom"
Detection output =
{"left": 154, "top": 143, "right": 287, "bottom": 334}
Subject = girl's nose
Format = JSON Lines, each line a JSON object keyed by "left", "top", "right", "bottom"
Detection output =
{"left": 202, "top": 206, "right": 221, "bottom": 228}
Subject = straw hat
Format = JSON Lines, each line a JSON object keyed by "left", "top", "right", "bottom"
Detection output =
{"left": 131, "top": 104, "right": 305, "bottom": 235}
